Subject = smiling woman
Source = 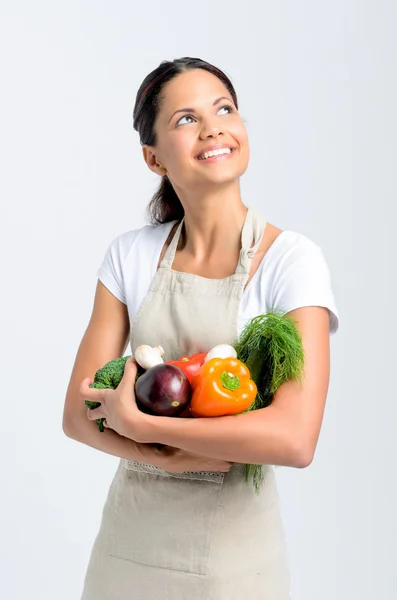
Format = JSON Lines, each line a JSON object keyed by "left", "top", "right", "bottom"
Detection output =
{"left": 132, "top": 57, "right": 250, "bottom": 225}
{"left": 65, "top": 57, "right": 340, "bottom": 600}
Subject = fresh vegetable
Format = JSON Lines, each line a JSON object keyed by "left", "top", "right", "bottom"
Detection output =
{"left": 166, "top": 352, "right": 207, "bottom": 383}
{"left": 233, "top": 310, "right": 305, "bottom": 493}
{"left": 84, "top": 311, "right": 304, "bottom": 496}
{"left": 204, "top": 344, "right": 237, "bottom": 363}
{"left": 134, "top": 344, "right": 164, "bottom": 370}
{"left": 178, "top": 405, "right": 194, "bottom": 418}
{"left": 235, "top": 311, "right": 305, "bottom": 409}
{"left": 189, "top": 357, "right": 257, "bottom": 417}
{"left": 84, "top": 356, "right": 141, "bottom": 432}
{"left": 135, "top": 363, "right": 192, "bottom": 417}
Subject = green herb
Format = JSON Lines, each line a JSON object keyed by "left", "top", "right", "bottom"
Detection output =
{"left": 233, "top": 310, "right": 305, "bottom": 494}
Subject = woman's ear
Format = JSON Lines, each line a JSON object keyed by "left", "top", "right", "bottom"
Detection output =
{"left": 142, "top": 146, "right": 167, "bottom": 176}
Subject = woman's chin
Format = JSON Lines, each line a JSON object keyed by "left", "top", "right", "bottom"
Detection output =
{"left": 196, "top": 165, "right": 248, "bottom": 186}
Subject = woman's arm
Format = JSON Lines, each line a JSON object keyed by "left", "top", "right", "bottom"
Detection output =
{"left": 62, "top": 281, "right": 163, "bottom": 463}
{"left": 65, "top": 417, "right": 162, "bottom": 461}
{"left": 135, "top": 306, "right": 331, "bottom": 468}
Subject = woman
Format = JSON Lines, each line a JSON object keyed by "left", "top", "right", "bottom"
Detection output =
{"left": 63, "top": 57, "right": 339, "bottom": 599}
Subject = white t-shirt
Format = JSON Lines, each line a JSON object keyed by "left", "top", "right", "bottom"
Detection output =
{"left": 97, "top": 220, "right": 339, "bottom": 338}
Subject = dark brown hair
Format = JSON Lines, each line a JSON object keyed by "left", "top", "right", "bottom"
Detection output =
{"left": 133, "top": 57, "right": 239, "bottom": 225}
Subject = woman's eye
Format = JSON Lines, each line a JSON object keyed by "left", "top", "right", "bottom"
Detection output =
{"left": 176, "top": 114, "right": 195, "bottom": 126}
{"left": 218, "top": 105, "right": 233, "bottom": 115}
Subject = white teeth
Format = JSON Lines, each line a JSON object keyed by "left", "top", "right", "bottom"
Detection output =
{"left": 198, "top": 147, "right": 232, "bottom": 160}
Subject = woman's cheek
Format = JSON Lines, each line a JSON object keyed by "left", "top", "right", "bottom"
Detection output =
{"left": 168, "top": 134, "right": 191, "bottom": 164}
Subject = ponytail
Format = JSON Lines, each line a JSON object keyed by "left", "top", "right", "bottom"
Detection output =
{"left": 146, "top": 176, "right": 185, "bottom": 225}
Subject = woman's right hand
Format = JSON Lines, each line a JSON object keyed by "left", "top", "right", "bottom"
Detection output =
{"left": 140, "top": 444, "right": 234, "bottom": 473}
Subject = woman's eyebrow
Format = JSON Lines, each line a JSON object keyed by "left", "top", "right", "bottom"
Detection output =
{"left": 168, "top": 96, "right": 232, "bottom": 123}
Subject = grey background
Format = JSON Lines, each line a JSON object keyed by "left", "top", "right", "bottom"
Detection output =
{"left": 2, "top": 1, "right": 396, "bottom": 598}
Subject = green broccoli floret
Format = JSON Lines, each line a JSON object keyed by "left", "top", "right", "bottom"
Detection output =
{"left": 84, "top": 356, "right": 131, "bottom": 432}
{"left": 84, "top": 355, "right": 145, "bottom": 432}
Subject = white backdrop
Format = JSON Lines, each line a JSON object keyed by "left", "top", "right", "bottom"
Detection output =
{"left": 2, "top": 1, "right": 396, "bottom": 599}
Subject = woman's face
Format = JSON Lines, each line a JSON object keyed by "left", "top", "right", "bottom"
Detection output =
{"left": 143, "top": 69, "right": 250, "bottom": 192}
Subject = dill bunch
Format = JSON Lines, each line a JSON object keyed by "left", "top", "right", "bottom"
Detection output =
{"left": 233, "top": 311, "right": 305, "bottom": 493}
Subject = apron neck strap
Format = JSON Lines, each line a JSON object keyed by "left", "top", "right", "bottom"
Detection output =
{"left": 160, "top": 219, "right": 184, "bottom": 269}
{"left": 235, "top": 206, "right": 267, "bottom": 275}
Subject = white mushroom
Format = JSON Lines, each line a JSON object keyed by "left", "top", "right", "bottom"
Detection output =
{"left": 204, "top": 344, "right": 237, "bottom": 363}
{"left": 134, "top": 345, "right": 165, "bottom": 370}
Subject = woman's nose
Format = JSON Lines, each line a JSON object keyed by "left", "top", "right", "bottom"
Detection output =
{"left": 199, "top": 123, "right": 223, "bottom": 140}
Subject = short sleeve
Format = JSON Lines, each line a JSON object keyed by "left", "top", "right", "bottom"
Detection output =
{"left": 96, "top": 231, "right": 137, "bottom": 305}
{"left": 270, "top": 238, "right": 339, "bottom": 335}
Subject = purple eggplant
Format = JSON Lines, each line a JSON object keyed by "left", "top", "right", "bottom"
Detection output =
{"left": 135, "top": 363, "right": 192, "bottom": 417}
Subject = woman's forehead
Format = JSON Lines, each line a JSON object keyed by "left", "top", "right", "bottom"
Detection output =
{"left": 160, "top": 70, "right": 232, "bottom": 112}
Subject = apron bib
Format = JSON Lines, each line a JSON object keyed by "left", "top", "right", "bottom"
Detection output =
{"left": 81, "top": 206, "right": 291, "bottom": 599}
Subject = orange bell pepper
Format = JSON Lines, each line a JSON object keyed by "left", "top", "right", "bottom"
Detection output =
{"left": 189, "top": 357, "right": 257, "bottom": 417}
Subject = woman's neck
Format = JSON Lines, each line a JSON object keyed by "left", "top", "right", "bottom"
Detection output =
{"left": 176, "top": 182, "right": 248, "bottom": 261}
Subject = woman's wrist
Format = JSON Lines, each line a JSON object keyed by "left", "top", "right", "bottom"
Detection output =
{"left": 126, "top": 411, "right": 159, "bottom": 444}
{"left": 128, "top": 413, "right": 162, "bottom": 444}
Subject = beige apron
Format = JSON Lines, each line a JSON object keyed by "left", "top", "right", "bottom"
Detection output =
{"left": 81, "top": 206, "right": 291, "bottom": 599}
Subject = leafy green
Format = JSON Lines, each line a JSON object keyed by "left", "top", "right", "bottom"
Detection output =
{"left": 233, "top": 311, "right": 305, "bottom": 493}
{"left": 84, "top": 356, "right": 145, "bottom": 432}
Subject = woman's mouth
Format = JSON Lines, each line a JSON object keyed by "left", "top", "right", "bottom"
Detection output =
{"left": 196, "top": 147, "right": 236, "bottom": 162}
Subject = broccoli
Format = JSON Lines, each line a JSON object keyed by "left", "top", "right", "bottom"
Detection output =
{"left": 84, "top": 355, "right": 133, "bottom": 432}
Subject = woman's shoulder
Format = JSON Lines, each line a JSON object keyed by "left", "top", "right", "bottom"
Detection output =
{"left": 259, "top": 223, "right": 321, "bottom": 266}
{"left": 248, "top": 223, "right": 339, "bottom": 334}
{"left": 250, "top": 222, "right": 331, "bottom": 291}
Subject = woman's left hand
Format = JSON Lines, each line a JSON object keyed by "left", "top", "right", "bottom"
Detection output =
{"left": 81, "top": 357, "right": 152, "bottom": 442}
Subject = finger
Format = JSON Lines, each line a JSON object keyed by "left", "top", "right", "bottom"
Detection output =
{"left": 80, "top": 378, "right": 104, "bottom": 402}
{"left": 120, "top": 356, "right": 138, "bottom": 385}
{"left": 87, "top": 407, "right": 105, "bottom": 421}
{"left": 80, "top": 378, "right": 93, "bottom": 395}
